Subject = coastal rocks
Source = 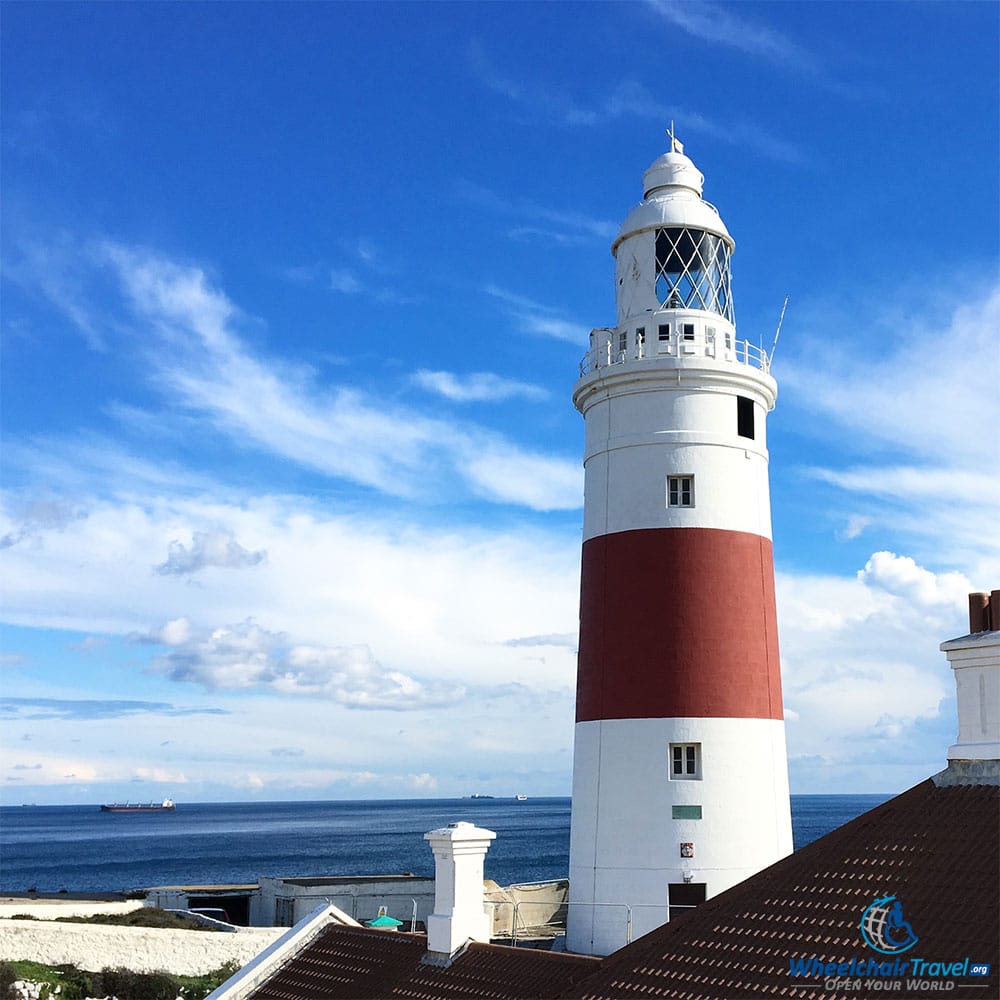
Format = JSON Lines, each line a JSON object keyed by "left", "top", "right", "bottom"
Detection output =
{"left": 10, "top": 982, "right": 61, "bottom": 1000}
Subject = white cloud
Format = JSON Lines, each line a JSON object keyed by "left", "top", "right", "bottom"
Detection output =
{"left": 1, "top": 487, "right": 582, "bottom": 691}
{"left": 646, "top": 0, "right": 819, "bottom": 73}
{"left": 329, "top": 268, "right": 363, "bottom": 294}
{"left": 467, "top": 41, "right": 805, "bottom": 163}
{"left": 455, "top": 179, "right": 617, "bottom": 246}
{"left": 787, "top": 284, "right": 999, "bottom": 465}
{"left": 461, "top": 442, "right": 583, "bottom": 511}
{"left": 156, "top": 530, "right": 266, "bottom": 576}
{"left": 412, "top": 369, "right": 549, "bottom": 403}
{"left": 10, "top": 238, "right": 582, "bottom": 513}
{"left": 777, "top": 555, "right": 969, "bottom": 790}
{"left": 143, "top": 617, "right": 467, "bottom": 709}
{"left": 839, "top": 514, "right": 872, "bottom": 540}
{"left": 783, "top": 280, "right": 1000, "bottom": 582}
{"left": 504, "top": 633, "right": 577, "bottom": 649}
{"left": 484, "top": 284, "right": 589, "bottom": 345}
{"left": 858, "top": 551, "right": 972, "bottom": 609}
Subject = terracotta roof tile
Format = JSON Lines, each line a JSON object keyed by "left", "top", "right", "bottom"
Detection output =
{"left": 561, "top": 780, "right": 999, "bottom": 1000}
{"left": 247, "top": 927, "right": 599, "bottom": 1000}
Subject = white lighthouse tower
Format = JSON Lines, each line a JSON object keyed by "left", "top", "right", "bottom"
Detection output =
{"left": 566, "top": 138, "right": 793, "bottom": 957}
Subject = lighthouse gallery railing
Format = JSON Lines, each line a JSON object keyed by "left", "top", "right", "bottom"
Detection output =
{"left": 579, "top": 327, "right": 770, "bottom": 378}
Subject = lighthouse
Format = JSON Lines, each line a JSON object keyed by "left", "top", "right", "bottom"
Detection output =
{"left": 566, "top": 138, "right": 793, "bottom": 957}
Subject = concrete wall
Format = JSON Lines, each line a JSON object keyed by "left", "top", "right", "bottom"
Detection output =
{"left": 0, "top": 918, "right": 283, "bottom": 976}
{"left": 257, "top": 876, "right": 435, "bottom": 928}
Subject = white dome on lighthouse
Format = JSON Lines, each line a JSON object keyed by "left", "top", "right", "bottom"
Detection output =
{"left": 643, "top": 149, "right": 704, "bottom": 197}
{"left": 613, "top": 148, "right": 733, "bottom": 255}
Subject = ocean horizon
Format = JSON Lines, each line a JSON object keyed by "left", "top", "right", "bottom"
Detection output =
{"left": 0, "top": 794, "right": 891, "bottom": 896}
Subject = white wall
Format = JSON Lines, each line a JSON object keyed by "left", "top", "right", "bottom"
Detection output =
{"left": 0, "top": 900, "right": 143, "bottom": 921}
{"left": 0, "top": 919, "right": 283, "bottom": 976}
{"left": 567, "top": 716, "right": 792, "bottom": 956}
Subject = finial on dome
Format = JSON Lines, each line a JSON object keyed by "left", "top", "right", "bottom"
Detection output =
{"left": 666, "top": 121, "right": 685, "bottom": 155}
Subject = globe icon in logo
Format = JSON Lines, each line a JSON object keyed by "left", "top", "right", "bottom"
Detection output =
{"left": 860, "top": 895, "right": 919, "bottom": 954}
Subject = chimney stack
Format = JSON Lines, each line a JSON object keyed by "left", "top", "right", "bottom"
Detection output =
{"left": 936, "top": 590, "right": 1000, "bottom": 785}
{"left": 967, "top": 590, "right": 1000, "bottom": 633}
{"left": 423, "top": 822, "right": 496, "bottom": 961}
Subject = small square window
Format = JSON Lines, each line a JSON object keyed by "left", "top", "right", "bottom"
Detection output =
{"left": 724, "top": 332, "right": 732, "bottom": 350}
{"left": 667, "top": 475, "right": 694, "bottom": 508}
{"left": 618, "top": 332, "right": 627, "bottom": 354}
{"left": 669, "top": 743, "right": 701, "bottom": 780}
{"left": 658, "top": 324, "right": 670, "bottom": 342}
{"left": 682, "top": 323, "right": 695, "bottom": 342}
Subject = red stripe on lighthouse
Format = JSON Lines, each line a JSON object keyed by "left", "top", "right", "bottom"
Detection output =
{"left": 576, "top": 527, "right": 783, "bottom": 723}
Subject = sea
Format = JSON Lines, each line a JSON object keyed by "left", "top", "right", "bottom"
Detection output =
{"left": 0, "top": 795, "right": 890, "bottom": 896}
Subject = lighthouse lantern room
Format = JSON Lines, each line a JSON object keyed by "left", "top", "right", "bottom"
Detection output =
{"left": 566, "top": 138, "right": 793, "bottom": 957}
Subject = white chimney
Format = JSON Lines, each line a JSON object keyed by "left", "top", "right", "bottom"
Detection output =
{"left": 423, "top": 821, "right": 496, "bottom": 958}
{"left": 937, "top": 590, "right": 1000, "bottom": 784}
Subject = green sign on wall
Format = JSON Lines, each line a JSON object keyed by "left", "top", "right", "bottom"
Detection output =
{"left": 672, "top": 804, "right": 703, "bottom": 820}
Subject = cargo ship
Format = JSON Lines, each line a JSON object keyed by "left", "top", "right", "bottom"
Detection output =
{"left": 100, "top": 799, "right": 176, "bottom": 813}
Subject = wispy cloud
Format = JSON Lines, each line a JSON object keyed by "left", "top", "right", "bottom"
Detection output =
{"left": 11, "top": 237, "right": 581, "bottom": 513}
{"left": 782, "top": 280, "right": 1000, "bottom": 578}
{"left": 69, "top": 636, "right": 107, "bottom": 654}
{"left": 0, "top": 697, "right": 227, "bottom": 721}
{"left": 456, "top": 178, "right": 617, "bottom": 246}
{"left": 329, "top": 268, "right": 363, "bottom": 294}
{"left": 485, "top": 285, "right": 589, "bottom": 345}
{"left": 503, "top": 633, "right": 577, "bottom": 649}
{"left": 468, "top": 41, "right": 806, "bottom": 164}
{"left": 646, "top": 0, "right": 819, "bottom": 74}
{"left": 645, "top": 0, "right": 867, "bottom": 100}
{"left": 282, "top": 239, "right": 405, "bottom": 301}
{"left": 3, "top": 235, "right": 111, "bottom": 351}
{"left": 412, "top": 369, "right": 549, "bottom": 403}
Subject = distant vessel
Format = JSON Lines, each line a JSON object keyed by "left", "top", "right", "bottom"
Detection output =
{"left": 100, "top": 799, "right": 175, "bottom": 813}
{"left": 515, "top": 795, "right": 528, "bottom": 801}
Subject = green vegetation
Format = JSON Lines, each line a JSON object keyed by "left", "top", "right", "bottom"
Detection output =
{"left": 52, "top": 909, "right": 220, "bottom": 931}
{"left": 0, "top": 960, "right": 239, "bottom": 999}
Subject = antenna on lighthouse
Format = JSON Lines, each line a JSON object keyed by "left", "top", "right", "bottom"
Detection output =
{"left": 769, "top": 294, "right": 790, "bottom": 362}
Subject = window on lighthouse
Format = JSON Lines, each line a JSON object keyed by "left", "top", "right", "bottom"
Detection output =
{"left": 737, "top": 396, "right": 755, "bottom": 439}
{"left": 669, "top": 743, "right": 702, "bottom": 780}
{"left": 654, "top": 227, "right": 733, "bottom": 321}
{"left": 667, "top": 476, "right": 694, "bottom": 508}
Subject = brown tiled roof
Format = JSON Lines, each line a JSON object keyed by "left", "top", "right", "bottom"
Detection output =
{"left": 244, "top": 779, "right": 998, "bottom": 1000}
{"left": 561, "top": 779, "right": 999, "bottom": 1000}
{"left": 247, "top": 926, "right": 599, "bottom": 1000}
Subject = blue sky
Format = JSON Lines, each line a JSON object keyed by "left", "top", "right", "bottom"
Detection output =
{"left": 2, "top": 1, "right": 997, "bottom": 805}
